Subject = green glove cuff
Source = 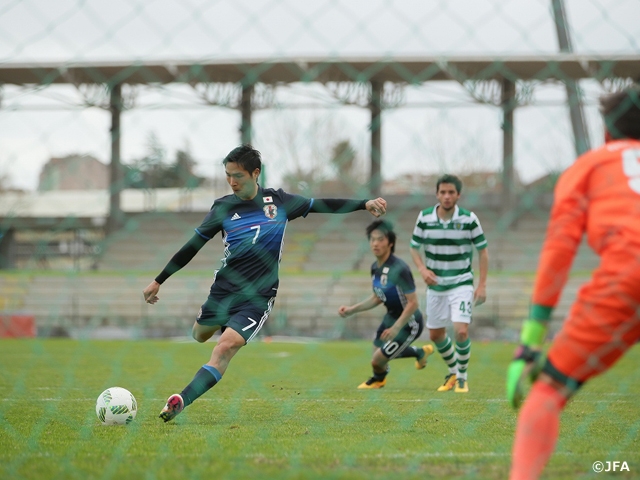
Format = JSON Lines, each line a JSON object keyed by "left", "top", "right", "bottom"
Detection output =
{"left": 520, "top": 319, "right": 547, "bottom": 347}
{"left": 530, "top": 304, "right": 553, "bottom": 321}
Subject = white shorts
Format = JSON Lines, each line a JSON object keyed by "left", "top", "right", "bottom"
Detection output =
{"left": 425, "top": 286, "right": 474, "bottom": 329}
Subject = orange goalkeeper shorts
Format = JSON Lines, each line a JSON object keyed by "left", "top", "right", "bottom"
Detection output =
{"left": 546, "top": 248, "right": 640, "bottom": 384}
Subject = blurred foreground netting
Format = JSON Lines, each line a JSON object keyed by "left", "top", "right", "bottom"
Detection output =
{"left": 0, "top": 2, "right": 639, "bottom": 478}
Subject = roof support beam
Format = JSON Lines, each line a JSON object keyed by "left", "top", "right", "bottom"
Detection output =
{"left": 240, "top": 84, "right": 253, "bottom": 145}
{"left": 501, "top": 78, "right": 516, "bottom": 210}
{"left": 106, "top": 83, "right": 124, "bottom": 235}
{"left": 369, "top": 80, "right": 383, "bottom": 197}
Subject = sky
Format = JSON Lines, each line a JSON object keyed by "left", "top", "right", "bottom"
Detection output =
{"left": 0, "top": 0, "right": 638, "bottom": 191}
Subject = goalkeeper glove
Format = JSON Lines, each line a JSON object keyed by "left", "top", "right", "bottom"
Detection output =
{"left": 506, "top": 319, "right": 547, "bottom": 409}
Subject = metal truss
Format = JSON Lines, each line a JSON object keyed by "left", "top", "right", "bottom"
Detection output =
{"left": 192, "top": 82, "right": 275, "bottom": 109}
{"left": 74, "top": 84, "right": 138, "bottom": 110}
{"left": 462, "top": 79, "right": 538, "bottom": 107}
{"left": 600, "top": 77, "right": 636, "bottom": 93}
{"left": 326, "top": 81, "right": 405, "bottom": 108}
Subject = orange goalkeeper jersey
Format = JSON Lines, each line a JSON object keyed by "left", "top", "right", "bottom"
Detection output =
{"left": 530, "top": 139, "right": 640, "bottom": 320}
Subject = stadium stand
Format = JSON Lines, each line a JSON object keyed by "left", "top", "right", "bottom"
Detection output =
{"left": 0, "top": 270, "right": 589, "bottom": 340}
{"left": 9, "top": 207, "right": 597, "bottom": 274}
{"left": 0, "top": 191, "right": 598, "bottom": 339}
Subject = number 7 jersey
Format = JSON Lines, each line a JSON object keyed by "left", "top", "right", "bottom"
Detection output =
{"left": 194, "top": 187, "right": 313, "bottom": 297}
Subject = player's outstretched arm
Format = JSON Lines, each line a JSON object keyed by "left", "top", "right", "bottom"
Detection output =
{"left": 506, "top": 319, "right": 548, "bottom": 408}
{"left": 338, "top": 295, "right": 383, "bottom": 317}
{"left": 143, "top": 233, "right": 208, "bottom": 304}
{"left": 506, "top": 162, "right": 589, "bottom": 408}
{"left": 308, "top": 197, "right": 386, "bottom": 216}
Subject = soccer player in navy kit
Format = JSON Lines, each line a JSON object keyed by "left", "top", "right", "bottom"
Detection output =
{"left": 338, "top": 220, "right": 433, "bottom": 389}
{"left": 143, "top": 145, "right": 387, "bottom": 422}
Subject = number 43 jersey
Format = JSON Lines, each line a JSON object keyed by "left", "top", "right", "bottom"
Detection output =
{"left": 194, "top": 187, "right": 312, "bottom": 297}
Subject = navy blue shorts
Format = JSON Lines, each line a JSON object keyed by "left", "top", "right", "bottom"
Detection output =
{"left": 196, "top": 291, "right": 275, "bottom": 343}
{"left": 373, "top": 311, "right": 424, "bottom": 359}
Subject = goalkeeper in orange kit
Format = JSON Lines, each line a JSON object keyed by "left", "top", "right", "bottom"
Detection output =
{"left": 507, "top": 85, "right": 640, "bottom": 480}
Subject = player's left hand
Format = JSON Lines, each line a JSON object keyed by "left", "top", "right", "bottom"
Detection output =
{"left": 473, "top": 285, "right": 486, "bottom": 306}
{"left": 365, "top": 198, "right": 387, "bottom": 217}
{"left": 381, "top": 324, "right": 400, "bottom": 342}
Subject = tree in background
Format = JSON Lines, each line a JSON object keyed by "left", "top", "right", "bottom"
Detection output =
{"left": 0, "top": 169, "right": 12, "bottom": 192}
{"left": 125, "top": 133, "right": 204, "bottom": 189}
{"left": 268, "top": 113, "right": 340, "bottom": 194}
{"left": 174, "top": 148, "right": 202, "bottom": 189}
{"left": 282, "top": 139, "right": 363, "bottom": 195}
{"left": 331, "top": 140, "right": 356, "bottom": 179}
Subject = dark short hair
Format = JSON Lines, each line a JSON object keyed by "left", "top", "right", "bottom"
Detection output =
{"left": 436, "top": 174, "right": 462, "bottom": 194}
{"left": 600, "top": 85, "right": 640, "bottom": 140}
{"left": 223, "top": 145, "right": 262, "bottom": 173}
{"left": 366, "top": 219, "right": 396, "bottom": 254}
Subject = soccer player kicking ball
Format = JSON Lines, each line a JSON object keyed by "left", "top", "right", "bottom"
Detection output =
{"left": 507, "top": 86, "right": 640, "bottom": 480}
{"left": 338, "top": 220, "right": 433, "bottom": 389}
{"left": 410, "top": 174, "right": 489, "bottom": 393}
{"left": 143, "top": 145, "right": 387, "bottom": 422}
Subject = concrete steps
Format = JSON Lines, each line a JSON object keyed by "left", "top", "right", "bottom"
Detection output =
{"left": 1, "top": 272, "right": 590, "bottom": 339}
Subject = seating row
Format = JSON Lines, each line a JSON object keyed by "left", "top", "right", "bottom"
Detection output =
{"left": 1, "top": 272, "right": 589, "bottom": 339}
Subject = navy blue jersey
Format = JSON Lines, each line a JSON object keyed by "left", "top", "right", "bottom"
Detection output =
{"left": 370, "top": 254, "right": 417, "bottom": 318}
{"left": 195, "top": 187, "right": 312, "bottom": 296}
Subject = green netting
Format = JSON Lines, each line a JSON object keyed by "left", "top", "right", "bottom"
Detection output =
{"left": 1, "top": 1, "right": 639, "bottom": 478}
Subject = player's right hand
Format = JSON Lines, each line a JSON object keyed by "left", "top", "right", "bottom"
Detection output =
{"left": 143, "top": 281, "right": 161, "bottom": 305}
{"left": 506, "top": 345, "right": 542, "bottom": 409}
{"left": 419, "top": 267, "right": 438, "bottom": 286}
{"left": 338, "top": 306, "right": 352, "bottom": 318}
{"left": 506, "top": 318, "right": 547, "bottom": 408}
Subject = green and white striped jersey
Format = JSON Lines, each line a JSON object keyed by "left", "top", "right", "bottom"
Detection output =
{"left": 410, "top": 204, "right": 488, "bottom": 293}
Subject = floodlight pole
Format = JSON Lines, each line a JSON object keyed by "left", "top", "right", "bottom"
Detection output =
{"left": 106, "top": 83, "right": 124, "bottom": 235}
{"left": 551, "top": 0, "right": 591, "bottom": 155}
{"left": 369, "top": 80, "right": 383, "bottom": 197}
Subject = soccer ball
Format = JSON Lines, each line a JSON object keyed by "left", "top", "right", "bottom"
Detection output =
{"left": 96, "top": 387, "right": 137, "bottom": 425}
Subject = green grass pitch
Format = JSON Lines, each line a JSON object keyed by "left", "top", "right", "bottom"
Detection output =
{"left": 1, "top": 339, "right": 639, "bottom": 479}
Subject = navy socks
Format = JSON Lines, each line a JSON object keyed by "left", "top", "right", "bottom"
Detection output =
{"left": 180, "top": 364, "right": 222, "bottom": 407}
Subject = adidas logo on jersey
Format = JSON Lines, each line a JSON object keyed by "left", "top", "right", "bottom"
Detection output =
{"left": 231, "top": 213, "right": 241, "bottom": 220}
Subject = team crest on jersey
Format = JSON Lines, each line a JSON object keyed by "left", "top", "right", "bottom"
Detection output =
{"left": 263, "top": 204, "right": 278, "bottom": 219}
{"left": 454, "top": 223, "right": 464, "bottom": 230}
{"left": 380, "top": 266, "right": 389, "bottom": 286}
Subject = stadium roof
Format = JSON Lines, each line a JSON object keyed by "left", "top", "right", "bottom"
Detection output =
{"left": 0, "top": 55, "right": 638, "bottom": 85}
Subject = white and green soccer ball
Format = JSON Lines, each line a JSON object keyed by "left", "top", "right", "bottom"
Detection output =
{"left": 96, "top": 387, "right": 137, "bottom": 425}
